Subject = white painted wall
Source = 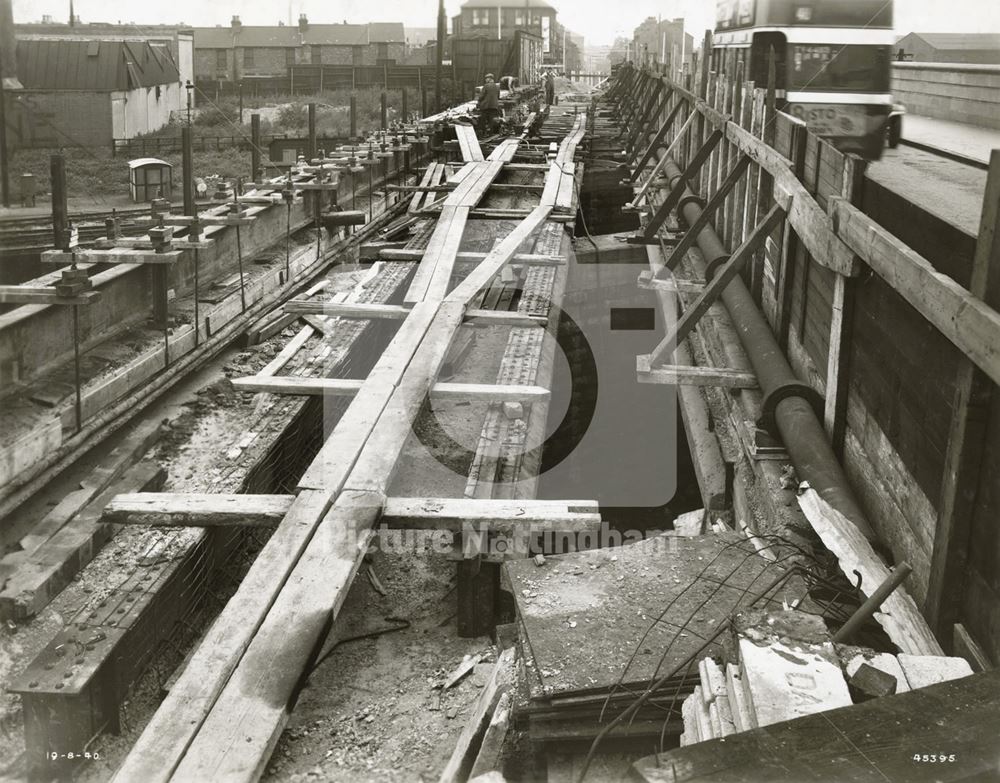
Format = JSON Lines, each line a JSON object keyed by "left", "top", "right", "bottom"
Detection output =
{"left": 111, "top": 81, "right": 183, "bottom": 139}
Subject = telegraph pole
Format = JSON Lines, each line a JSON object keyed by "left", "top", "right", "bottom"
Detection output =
{"left": 435, "top": 0, "right": 445, "bottom": 112}
{"left": 0, "top": 0, "right": 12, "bottom": 207}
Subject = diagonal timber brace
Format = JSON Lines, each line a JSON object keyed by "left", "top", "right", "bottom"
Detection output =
{"left": 634, "top": 127, "right": 725, "bottom": 242}
{"left": 630, "top": 99, "right": 686, "bottom": 179}
{"left": 643, "top": 203, "right": 787, "bottom": 367}
{"left": 661, "top": 154, "right": 753, "bottom": 275}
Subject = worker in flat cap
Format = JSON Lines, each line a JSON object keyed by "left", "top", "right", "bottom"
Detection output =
{"left": 477, "top": 72, "right": 501, "bottom": 134}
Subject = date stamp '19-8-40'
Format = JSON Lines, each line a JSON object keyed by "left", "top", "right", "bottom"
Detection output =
{"left": 48, "top": 752, "right": 100, "bottom": 762}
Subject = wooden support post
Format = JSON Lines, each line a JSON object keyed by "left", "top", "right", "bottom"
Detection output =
{"left": 822, "top": 153, "right": 866, "bottom": 457}
{"left": 639, "top": 128, "right": 723, "bottom": 242}
{"left": 925, "top": 150, "right": 1000, "bottom": 640}
{"left": 307, "top": 102, "right": 317, "bottom": 161}
{"left": 250, "top": 114, "right": 261, "bottom": 183}
{"left": 776, "top": 121, "right": 807, "bottom": 349}
{"left": 626, "top": 81, "right": 666, "bottom": 156}
{"left": 645, "top": 204, "right": 786, "bottom": 366}
{"left": 381, "top": 91, "right": 388, "bottom": 130}
{"left": 51, "top": 154, "right": 69, "bottom": 249}
{"left": 350, "top": 94, "right": 357, "bottom": 138}
{"left": 662, "top": 154, "right": 751, "bottom": 273}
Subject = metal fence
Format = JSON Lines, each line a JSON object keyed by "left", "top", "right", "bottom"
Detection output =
{"left": 111, "top": 133, "right": 290, "bottom": 158}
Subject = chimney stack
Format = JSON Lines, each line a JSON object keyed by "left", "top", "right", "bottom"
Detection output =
{"left": 298, "top": 13, "right": 308, "bottom": 33}
{"left": 231, "top": 15, "right": 242, "bottom": 33}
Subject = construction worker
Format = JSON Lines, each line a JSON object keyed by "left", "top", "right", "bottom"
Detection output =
{"left": 477, "top": 73, "right": 501, "bottom": 134}
{"left": 544, "top": 70, "right": 555, "bottom": 106}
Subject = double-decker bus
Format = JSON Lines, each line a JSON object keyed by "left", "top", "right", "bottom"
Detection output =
{"left": 713, "top": 0, "right": 894, "bottom": 159}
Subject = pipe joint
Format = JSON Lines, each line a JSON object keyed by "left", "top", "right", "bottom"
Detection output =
{"left": 677, "top": 193, "right": 705, "bottom": 215}
{"left": 760, "top": 381, "right": 825, "bottom": 436}
{"left": 704, "top": 254, "right": 731, "bottom": 281}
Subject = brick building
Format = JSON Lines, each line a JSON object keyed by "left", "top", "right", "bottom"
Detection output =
{"left": 894, "top": 33, "right": 1000, "bottom": 65}
{"left": 632, "top": 17, "right": 693, "bottom": 77}
{"left": 452, "top": 0, "right": 566, "bottom": 66}
{"left": 192, "top": 15, "right": 405, "bottom": 82}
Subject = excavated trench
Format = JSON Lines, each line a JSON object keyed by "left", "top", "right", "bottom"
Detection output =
{"left": 537, "top": 169, "right": 701, "bottom": 536}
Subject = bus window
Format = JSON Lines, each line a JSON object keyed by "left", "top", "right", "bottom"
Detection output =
{"left": 750, "top": 32, "right": 786, "bottom": 89}
{"left": 788, "top": 45, "right": 890, "bottom": 92}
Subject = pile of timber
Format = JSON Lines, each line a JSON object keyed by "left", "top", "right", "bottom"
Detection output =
{"left": 678, "top": 608, "right": 974, "bottom": 745}
{"left": 503, "top": 532, "right": 807, "bottom": 746}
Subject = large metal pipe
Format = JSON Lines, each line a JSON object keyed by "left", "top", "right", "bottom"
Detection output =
{"left": 650, "top": 140, "right": 877, "bottom": 543}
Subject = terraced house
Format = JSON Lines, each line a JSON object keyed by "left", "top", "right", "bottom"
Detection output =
{"left": 192, "top": 15, "right": 406, "bottom": 82}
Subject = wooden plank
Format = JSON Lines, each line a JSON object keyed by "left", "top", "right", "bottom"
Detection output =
{"left": 830, "top": 197, "right": 1000, "bottom": 388}
{"left": 257, "top": 325, "right": 315, "bottom": 377}
{"left": 925, "top": 150, "right": 1000, "bottom": 637}
{"left": 446, "top": 205, "right": 554, "bottom": 305}
{"left": 233, "top": 376, "right": 548, "bottom": 402}
{"left": 638, "top": 270, "right": 705, "bottom": 294}
{"left": 456, "top": 124, "right": 485, "bottom": 162}
{"left": 0, "top": 287, "right": 101, "bottom": 305}
{"left": 103, "top": 493, "right": 295, "bottom": 528}
{"left": 283, "top": 301, "right": 411, "bottom": 319}
{"left": 405, "top": 205, "right": 469, "bottom": 304}
{"left": 637, "top": 359, "right": 758, "bottom": 389}
{"left": 171, "top": 306, "right": 468, "bottom": 778}
{"left": 797, "top": 488, "right": 943, "bottom": 656}
{"left": 464, "top": 310, "right": 546, "bottom": 327}
{"left": 409, "top": 162, "right": 440, "bottom": 214}
{"left": 381, "top": 249, "right": 562, "bottom": 266}
{"left": 771, "top": 166, "right": 857, "bottom": 277}
{"left": 168, "top": 490, "right": 381, "bottom": 783}
{"left": 439, "top": 648, "right": 518, "bottom": 783}
{"left": 108, "top": 489, "right": 335, "bottom": 783}
{"left": 381, "top": 497, "right": 600, "bottom": 533}
{"left": 645, "top": 203, "right": 786, "bottom": 366}
{"left": 822, "top": 154, "right": 865, "bottom": 455}
{"left": 298, "top": 299, "right": 440, "bottom": 492}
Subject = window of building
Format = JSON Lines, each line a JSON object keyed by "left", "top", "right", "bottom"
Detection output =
{"left": 285, "top": 48, "right": 296, "bottom": 67}
{"left": 312, "top": 45, "right": 323, "bottom": 65}
{"left": 514, "top": 10, "right": 526, "bottom": 25}
{"left": 243, "top": 47, "right": 254, "bottom": 67}
{"left": 352, "top": 46, "right": 364, "bottom": 66}
{"left": 378, "top": 42, "right": 389, "bottom": 60}
{"left": 471, "top": 8, "right": 489, "bottom": 26}
{"left": 216, "top": 50, "right": 227, "bottom": 70}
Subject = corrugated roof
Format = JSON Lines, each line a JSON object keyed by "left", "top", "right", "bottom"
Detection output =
{"left": 907, "top": 32, "right": 1000, "bottom": 50}
{"left": 16, "top": 38, "right": 180, "bottom": 91}
{"left": 460, "top": 0, "right": 553, "bottom": 8}
{"left": 193, "top": 22, "right": 404, "bottom": 49}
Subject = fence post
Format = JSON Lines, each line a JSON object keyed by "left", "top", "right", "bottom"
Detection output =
{"left": 421, "top": 88, "right": 427, "bottom": 119}
{"left": 350, "top": 94, "right": 357, "bottom": 138}
{"left": 251, "top": 114, "right": 261, "bottom": 182}
{"left": 381, "top": 91, "right": 388, "bottom": 130}
{"left": 401, "top": 88, "right": 408, "bottom": 123}
{"left": 308, "top": 102, "right": 317, "bottom": 160}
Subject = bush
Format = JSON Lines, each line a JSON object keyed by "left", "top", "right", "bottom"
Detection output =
{"left": 274, "top": 102, "right": 308, "bottom": 132}
{"left": 194, "top": 98, "right": 240, "bottom": 128}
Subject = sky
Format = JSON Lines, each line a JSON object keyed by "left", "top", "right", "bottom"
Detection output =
{"left": 11, "top": 0, "right": 1000, "bottom": 47}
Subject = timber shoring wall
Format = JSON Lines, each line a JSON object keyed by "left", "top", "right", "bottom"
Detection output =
{"left": 621, "top": 54, "right": 999, "bottom": 663}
